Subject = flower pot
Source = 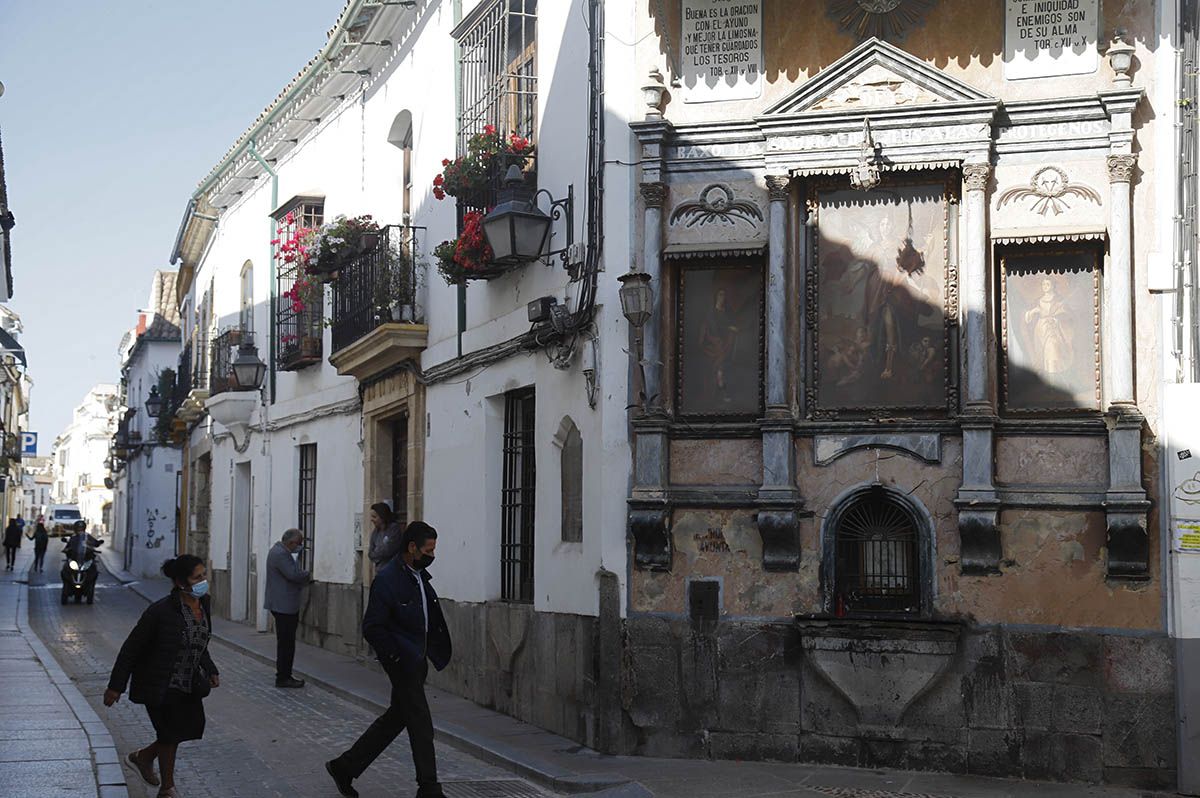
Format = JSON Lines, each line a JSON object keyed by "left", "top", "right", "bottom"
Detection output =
{"left": 301, "top": 336, "right": 321, "bottom": 357}
{"left": 358, "top": 232, "right": 380, "bottom": 255}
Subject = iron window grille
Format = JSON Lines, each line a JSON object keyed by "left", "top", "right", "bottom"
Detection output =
{"left": 453, "top": 0, "right": 538, "bottom": 223}
{"left": 501, "top": 388, "right": 535, "bottom": 603}
{"left": 330, "top": 224, "right": 423, "bottom": 353}
{"left": 298, "top": 443, "right": 317, "bottom": 573}
{"left": 833, "top": 486, "right": 921, "bottom": 615}
{"left": 454, "top": 0, "right": 538, "bottom": 155}
{"left": 274, "top": 200, "right": 324, "bottom": 371}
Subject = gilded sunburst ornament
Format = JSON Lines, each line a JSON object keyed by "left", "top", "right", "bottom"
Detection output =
{"left": 828, "top": 0, "right": 937, "bottom": 41}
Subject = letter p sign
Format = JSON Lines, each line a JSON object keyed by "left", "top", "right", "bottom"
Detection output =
{"left": 19, "top": 432, "right": 36, "bottom": 457}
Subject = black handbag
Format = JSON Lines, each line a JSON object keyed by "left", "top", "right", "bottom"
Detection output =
{"left": 191, "top": 665, "right": 212, "bottom": 699}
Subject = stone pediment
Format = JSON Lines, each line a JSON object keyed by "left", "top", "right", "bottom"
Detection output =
{"left": 765, "top": 37, "right": 993, "bottom": 116}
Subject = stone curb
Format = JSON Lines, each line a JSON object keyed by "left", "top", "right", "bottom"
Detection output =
{"left": 17, "top": 560, "right": 131, "bottom": 797}
{"left": 103, "top": 558, "right": 634, "bottom": 796}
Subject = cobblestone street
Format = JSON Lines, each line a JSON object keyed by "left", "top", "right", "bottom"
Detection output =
{"left": 27, "top": 563, "right": 556, "bottom": 798}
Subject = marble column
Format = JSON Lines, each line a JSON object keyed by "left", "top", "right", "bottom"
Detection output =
{"left": 755, "top": 175, "right": 803, "bottom": 571}
{"left": 765, "top": 175, "right": 789, "bottom": 409}
{"left": 640, "top": 182, "right": 668, "bottom": 410}
{"left": 1106, "top": 154, "right": 1137, "bottom": 409}
{"left": 955, "top": 161, "right": 1001, "bottom": 574}
{"left": 962, "top": 162, "right": 991, "bottom": 412}
{"left": 1103, "top": 152, "right": 1149, "bottom": 578}
{"left": 629, "top": 181, "right": 671, "bottom": 570}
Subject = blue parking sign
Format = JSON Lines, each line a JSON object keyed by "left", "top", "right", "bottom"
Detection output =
{"left": 20, "top": 432, "right": 36, "bottom": 456}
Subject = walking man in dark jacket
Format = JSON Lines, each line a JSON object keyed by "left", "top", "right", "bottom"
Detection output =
{"left": 263, "top": 528, "right": 310, "bottom": 688}
{"left": 326, "top": 521, "right": 451, "bottom": 798}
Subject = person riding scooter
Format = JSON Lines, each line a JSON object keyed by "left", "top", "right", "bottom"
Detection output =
{"left": 61, "top": 520, "right": 103, "bottom": 605}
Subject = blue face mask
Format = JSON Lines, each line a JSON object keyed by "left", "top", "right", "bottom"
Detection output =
{"left": 188, "top": 580, "right": 209, "bottom": 598}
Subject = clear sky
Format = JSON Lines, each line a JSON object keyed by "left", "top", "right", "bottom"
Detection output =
{"left": 0, "top": 0, "right": 341, "bottom": 448}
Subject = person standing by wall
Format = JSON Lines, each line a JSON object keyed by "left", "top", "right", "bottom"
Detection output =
{"left": 366, "top": 502, "right": 402, "bottom": 568}
{"left": 325, "top": 521, "right": 451, "bottom": 798}
{"left": 263, "top": 528, "right": 310, "bottom": 688}
{"left": 104, "top": 554, "right": 219, "bottom": 798}
{"left": 3, "top": 517, "right": 21, "bottom": 570}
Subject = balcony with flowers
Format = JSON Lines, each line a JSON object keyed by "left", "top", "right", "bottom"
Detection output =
{"left": 327, "top": 223, "right": 428, "bottom": 381}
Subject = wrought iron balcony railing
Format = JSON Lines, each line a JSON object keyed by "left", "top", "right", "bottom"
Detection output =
{"left": 209, "top": 327, "right": 248, "bottom": 397}
{"left": 331, "top": 224, "right": 423, "bottom": 354}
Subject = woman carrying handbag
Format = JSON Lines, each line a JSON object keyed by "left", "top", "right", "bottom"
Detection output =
{"left": 104, "top": 554, "right": 220, "bottom": 798}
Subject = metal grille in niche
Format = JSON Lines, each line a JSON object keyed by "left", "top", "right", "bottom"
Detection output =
{"left": 501, "top": 388, "right": 535, "bottom": 603}
{"left": 298, "top": 443, "right": 317, "bottom": 573}
{"left": 835, "top": 487, "right": 919, "bottom": 615}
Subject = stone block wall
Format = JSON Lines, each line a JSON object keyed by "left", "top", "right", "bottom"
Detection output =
{"left": 296, "top": 581, "right": 364, "bottom": 659}
{"left": 429, "top": 599, "right": 605, "bottom": 749}
{"left": 619, "top": 616, "right": 1176, "bottom": 790}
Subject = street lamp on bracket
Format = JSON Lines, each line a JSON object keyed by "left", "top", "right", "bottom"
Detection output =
{"left": 482, "top": 165, "right": 579, "bottom": 275}
{"left": 618, "top": 270, "right": 654, "bottom": 415}
{"left": 144, "top": 386, "right": 163, "bottom": 419}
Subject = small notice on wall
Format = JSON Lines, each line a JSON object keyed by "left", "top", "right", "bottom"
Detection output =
{"left": 1004, "top": 0, "right": 1100, "bottom": 80}
{"left": 680, "top": 0, "right": 763, "bottom": 103}
{"left": 1176, "top": 521, "right": 1200, "bottom": 553}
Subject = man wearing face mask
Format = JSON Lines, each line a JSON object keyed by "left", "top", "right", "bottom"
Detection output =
{"left": 326, "top": 521, "right": 451, "bottom": 798}
{"left": 263, "top": 528, "right": 311, "bottom": 688}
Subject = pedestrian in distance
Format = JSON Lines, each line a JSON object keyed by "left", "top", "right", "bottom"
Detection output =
{"left": 28, "top": 517, "right": 48, "bottom": 572}
{"left": 3, "top": 517, "right": 21, "bottom": 570}
{"left": 326, "top": 521, "right": 451, "bottom": 798}
{"left": 367, "top": 501, "right": 403, "bottom": 567}
{"left": 263, "top": 528, "right": 311, "bottom": 688}
{"left": 104, "top": 554, "right": 220, "bottom": 798}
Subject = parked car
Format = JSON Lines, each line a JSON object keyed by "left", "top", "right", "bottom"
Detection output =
{"left": 47, "top": 505, "right": 83, "bottom": 537}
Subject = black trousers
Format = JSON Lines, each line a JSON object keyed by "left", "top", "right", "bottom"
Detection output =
{"left": 335, "top": 660, "right": 439, "bottom": 794}
{"left": 3, "top": 545, "right": 16, "bottom": 568}
{"left": 271, "top": 611, "right": 299, "bottom": 681}
{"left": 33, "top": 547, "right": 46, "bottom": 570}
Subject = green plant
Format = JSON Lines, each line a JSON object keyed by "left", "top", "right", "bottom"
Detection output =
{"left": 434, "top": 211, "right": 496, "bottom": 285}
{"left": 433, "top": 126, "right": 533, "bottom": 202}
{"left": 152, "top": 368, "right": 178, "bottom": 444}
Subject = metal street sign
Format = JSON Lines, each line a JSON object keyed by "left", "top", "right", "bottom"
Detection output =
{"left": 19, "top": 432, "right": 36, "bottom": 456}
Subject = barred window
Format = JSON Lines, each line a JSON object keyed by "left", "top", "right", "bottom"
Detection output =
{"left": 273, "top": 197, "right": 324, "bottom": 371}
{"left": 454, "top": 0, "right": 538, "bottom": 153}
{"left": 831, "top": 486, "right": 923, "bottom": 616}
{"left": 297, "top": 443, "right": 317, "bottom": 573}
{"left": 501, "top": 388, "right": 535, "bottom": 603}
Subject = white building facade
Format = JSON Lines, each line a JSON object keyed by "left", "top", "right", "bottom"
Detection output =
{"left": 168, "top": 0, "right": 636, "bottom": 739}
{"left": 52, "top": 384, "right": 118, "bottom": 533}
{"left": 109, "top": 271, "right": 184, "bottom": 578}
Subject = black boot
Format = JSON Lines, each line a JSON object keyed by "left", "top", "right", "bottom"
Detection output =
{"left": 325, "top": 760, "right": 358, "bottom": 798}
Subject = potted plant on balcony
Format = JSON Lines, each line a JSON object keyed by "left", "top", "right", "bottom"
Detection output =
{"left": 309, "top": 215, "right": 381, "bottom": 282}
{"left": 371, "top": 241, "right": 415, "bottom": 322}
{"left": 433, "top": 126, "right": 533, "bottom": 207}
{"left": 435, "top": 210, "right": 512, "bottom": 285}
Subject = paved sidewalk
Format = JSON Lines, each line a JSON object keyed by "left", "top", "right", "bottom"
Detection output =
{"left": 1, "top": 546, "right": 129, "bottom": 798}
{"left": 98, "top": 548, "right": 1174, "bottom": 798}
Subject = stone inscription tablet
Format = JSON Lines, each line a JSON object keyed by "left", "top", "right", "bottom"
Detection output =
{"left": 1004, "top": 0, "right": 1099, "bottom": 80}
{"left": 681, "top": 0, "right": 763, "bottom": 103}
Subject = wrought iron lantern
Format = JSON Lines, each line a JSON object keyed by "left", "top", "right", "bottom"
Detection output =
{"left": 482, "top": 165, "right": 553, "bottom": 265}
{"left": 144, "top": 386, "right": 163, "bottom": 418}
{"left": 617, "top": 271, "right": 653, "bottom": 330}
{"left": 231, "top": 341, "right": 267, "bottom": 391}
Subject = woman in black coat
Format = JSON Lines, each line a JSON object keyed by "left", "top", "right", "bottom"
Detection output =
{"left": 104, "top": 555, "right": 220, "bottom": 798}
{"left": 3, "top": 518, "right": 21, "bottom": 570}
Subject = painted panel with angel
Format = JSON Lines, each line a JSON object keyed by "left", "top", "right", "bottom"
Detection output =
{"left": 811, "top": 181, "right": 952, "bottom": 412}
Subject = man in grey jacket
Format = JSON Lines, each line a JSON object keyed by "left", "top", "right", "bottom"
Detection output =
{"left": 264, "top": 528, "right": 310, "bottom": 688}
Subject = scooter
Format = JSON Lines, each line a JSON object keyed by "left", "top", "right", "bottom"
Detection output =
{"left": 61, "top": 538, "right": 103, "bottom": 605}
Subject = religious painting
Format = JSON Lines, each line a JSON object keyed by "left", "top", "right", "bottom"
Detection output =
{"left": 1000, "top": 248, "right": 1101, "bottom": 413}
{"left": 810, "top": 178, "right": 955, "bottom": 414}
{"left": 677, "top": 259, "right": 764, "bottom": 417}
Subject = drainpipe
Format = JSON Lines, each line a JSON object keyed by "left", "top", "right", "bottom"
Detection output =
{"left": 454, "top": 0, "right": 465, "bottom": 359}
